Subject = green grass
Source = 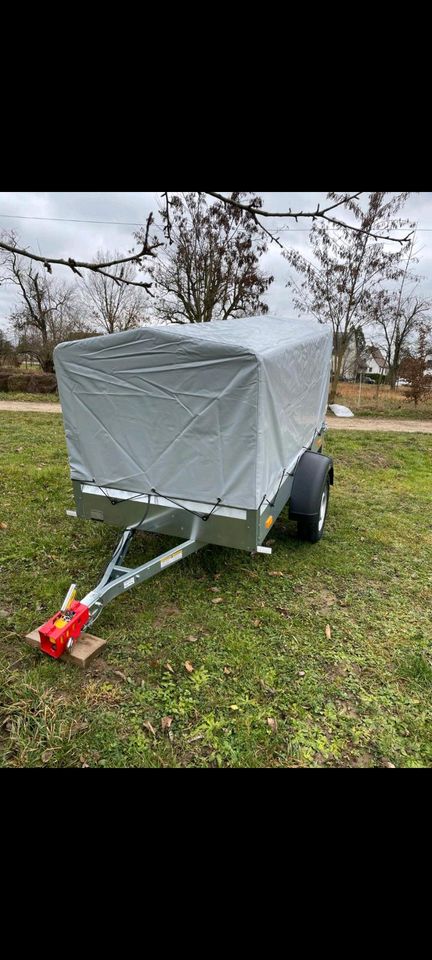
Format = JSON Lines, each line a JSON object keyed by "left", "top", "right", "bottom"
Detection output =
{"left": 0, "top": 392, "right": 58, "bottom": 402}
{"left": 1, "top": 413, "right": 431, "bottom": 767}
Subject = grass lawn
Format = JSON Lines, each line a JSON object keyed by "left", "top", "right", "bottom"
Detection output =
{"left": 0, "top": 392, "right": 58, "bottom": 403}
{"left": 335, "top": 381, "right": 432, "bottom": 420}
{"left": 1, "top": 413, "right": 431, "bottom": 768}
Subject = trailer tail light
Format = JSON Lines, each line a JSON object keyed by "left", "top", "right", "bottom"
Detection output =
{"left": 38, "top": 600, "right": 90, "bottom": 658}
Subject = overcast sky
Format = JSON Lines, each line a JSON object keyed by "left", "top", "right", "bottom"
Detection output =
{"left": 1, "top": 191, "right": 432, "bottom": 335}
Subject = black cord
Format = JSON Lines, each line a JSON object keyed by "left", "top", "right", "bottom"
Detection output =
{"left": 91, "top": 482, "right": 222, "bottom": 522}
{"left": 263, "top": 450, "right": 308, "bottom": 509}
{"left": 151, "top": 489, "right": 222, "bottom": 522}
{"left": 94, "top": 485, "right": 146, "bottom": 506}
{"left": 131, "top": 493, "right": 152, "bottom": 531}
{"left": 265, "top": 469, "right": 288, "bottom": 508}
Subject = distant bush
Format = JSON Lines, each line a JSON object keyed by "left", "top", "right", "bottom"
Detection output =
{"left": 0, "top": 368, "right": 57, "bottom": 394}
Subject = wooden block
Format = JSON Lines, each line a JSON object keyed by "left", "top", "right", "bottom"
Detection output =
{"left": 25, "top": 629, "right": 107, "bottom": 669}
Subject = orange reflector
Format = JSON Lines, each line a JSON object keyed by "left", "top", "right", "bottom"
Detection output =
{"left": 265, "top": 516, "right": 273, "bottom": 529}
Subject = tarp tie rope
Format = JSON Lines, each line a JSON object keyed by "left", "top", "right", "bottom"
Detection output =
{"left": 262, "top": 446, "right": 309, "bottom": 508}
{"left": 91, "top": 483, "right": 222, "bottom": 522}
{"left": 151, "top": 489, "right": 222, "bottom": 521}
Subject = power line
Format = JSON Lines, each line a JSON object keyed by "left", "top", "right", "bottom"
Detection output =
{"left": 0, "top": 213, "right": 145, "bottom": 226}
{"left": 1, "top": 212, "right": 432, "bottom": 232}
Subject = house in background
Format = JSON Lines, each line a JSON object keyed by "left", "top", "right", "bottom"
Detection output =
{"left": 339, "top": 340, "right": 388, "bottom": 381}
{"left": 365, "top": 346, "right": 388, "bottom": 377}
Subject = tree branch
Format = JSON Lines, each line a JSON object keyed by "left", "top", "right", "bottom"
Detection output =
{"left": 0, "top": 213, "right": 159, "bottom": 289}
{"left": 204, "top": 192, "right": 414, "bottom": 244}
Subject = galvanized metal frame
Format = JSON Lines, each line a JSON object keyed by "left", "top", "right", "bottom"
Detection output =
{"left": 81, "top": 533, "right": 204, "bottom": 628}
{"left": 66, "top": 424, "right": 326, "bottom": 630}
{"left": 71, "top": 427, "right": 325, "bottom": 554}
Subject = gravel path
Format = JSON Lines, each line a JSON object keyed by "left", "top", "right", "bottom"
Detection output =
{"left": 326, "top": 416, "right": 432, "bottom": 433}
{"left": 1, "top": 401, "right": 432, "bottom": 433}
{"left": 0, "top": 401, "right": 62, "bottom": 413}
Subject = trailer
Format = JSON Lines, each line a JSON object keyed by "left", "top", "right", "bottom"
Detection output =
{"left": 37, "top": 315, "right": 334, "bottom": 659}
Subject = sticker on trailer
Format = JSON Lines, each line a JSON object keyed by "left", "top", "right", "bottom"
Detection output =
{"left": 123, "top": 576, "right": 135, "bottom": 589}
{"left": 161, "top": 550, "right": 183, "bottom": 568}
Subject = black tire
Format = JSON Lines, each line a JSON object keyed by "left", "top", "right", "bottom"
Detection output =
{"left": 297, "top": 479, "right": 330, "bottom": 543}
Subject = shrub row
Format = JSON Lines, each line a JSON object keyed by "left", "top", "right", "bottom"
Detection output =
{"left": 0, "top": 369, "right": 58, "bottom": 393}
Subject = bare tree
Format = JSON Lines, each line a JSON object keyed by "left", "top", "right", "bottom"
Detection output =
{"left": 149, "top": 192, "right": 273, "bottom": 324}
{"left": 372, "top": 289, "right": 431, "bottom": 390}
{"left": 284, "top": 193, "right": 414, "bottom": 401}
{"left": 1, "top": 237, "right": 85, "bottom": 372}
{"left": 80, "top": 251, "right": 149, "bottom": 334}
{"left": 402, "top": 325, "right": 432, "bottom": 406}
{"left": 0, "top": 329, "right": 17, "bottom": 367}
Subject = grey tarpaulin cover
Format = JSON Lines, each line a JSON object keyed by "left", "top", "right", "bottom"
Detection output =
{"left": 54, "top": 315, "right": 332, "bottom": 511}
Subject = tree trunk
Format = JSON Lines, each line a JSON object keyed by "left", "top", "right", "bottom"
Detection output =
{"left": 329, "top": 348, "right": 345, "bottom": 403}
{"left": 388, "top": 367, "right": 397, "bottom": 390}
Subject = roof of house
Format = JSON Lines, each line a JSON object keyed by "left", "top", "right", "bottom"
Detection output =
{"left": 368, "top": 346, "right": 387, "bottom": 368}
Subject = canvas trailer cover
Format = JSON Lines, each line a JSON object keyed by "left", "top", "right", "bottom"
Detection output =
{"left": 54, "top": 315, "right": 332, "bottom": 517}
{"left": 33, "top": 316, "right": 333, "bottom": 658}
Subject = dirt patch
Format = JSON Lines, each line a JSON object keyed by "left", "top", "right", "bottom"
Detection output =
{"left": 153, "top": 603, "right": 181, "bottom": 628}
{"left": 0, "top": 401, "right": 61, "bottom": 413}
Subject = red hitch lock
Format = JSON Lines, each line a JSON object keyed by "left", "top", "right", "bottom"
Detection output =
{"left": 38, "top": 600, "right": 90, "bottom": 659}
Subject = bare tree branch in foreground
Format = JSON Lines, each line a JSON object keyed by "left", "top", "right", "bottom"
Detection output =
{"left": 0, "top": 213, "right": 160, "bottom": 290}
{"left": 204, "top": 192, "right": 415, "bottom": 245}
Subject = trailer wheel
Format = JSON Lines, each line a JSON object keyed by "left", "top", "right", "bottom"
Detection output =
{"left": 297, "top": 478, "right": 330, "bottom": 543}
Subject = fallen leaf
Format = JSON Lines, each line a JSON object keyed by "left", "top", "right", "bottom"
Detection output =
{"left": 325, "top": 624, "right": 332, "bottom": 639}
{"left": 165, "top": 662, "right": 175, "bottom": 673}
{"left": 189, "top": 734, "right": 204, "bottom": 742}
{"left": 212, "top": 597, "right": 223, "bottom": 604}
{"left": 184, "top": 661, "right": 194, "bottom": 673}
{"left": 229, "top": 704, "right": 239, "bottom": 711}
{"left": 213, "top": 573, "right": 221, "bottom": 580}
{"left": 252, "top": 619, "right": 261, "bottom": 627}
{"left": 81, "top": 762, "right": 90, "bottom": 769}
{"left": 269, "top": 570, "right": 284, "bottom": 577}
{"left": 114, "top": 670, "right": 127, "bottom": 681}
{"left": 210, "top": 586, "right": 219, "bottom": 593}
{"left": 143, "top": 720, "right": 156, "bottom": 736}
{"left": 187, "top": 635, "right": 198, "bottom": 642}
{"left": 15, "top": 447, "right": 23, "bottom": 452}
{"left": 384, "top": 761, "right": 396, "bottom": 768}
{"left": 0, "top": 522, "right": 7, "bottom": 530}
{"left": 41, "top": 749, "right": 54, "bottom": 763}
{"left": 267, "top": 717, "right": 278, "bottom": 732}
{"left": 298, "top": 671, "right": 305, "bottom": 677}
{"left": 161, "top": 716, "right": 173, "bottom": 732}
{"left": 223, "top": 666, "right": 232, "bottom": 675}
